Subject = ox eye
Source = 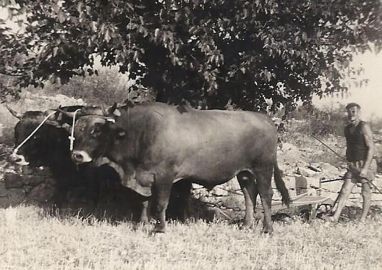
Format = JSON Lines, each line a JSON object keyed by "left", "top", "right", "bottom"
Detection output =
{"left": 90, "top": 127, "right": 102, "bottom": 137}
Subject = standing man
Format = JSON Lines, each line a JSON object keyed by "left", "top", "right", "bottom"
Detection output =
{"left": 330, "top": 102, "right": 377, "bottom": 222}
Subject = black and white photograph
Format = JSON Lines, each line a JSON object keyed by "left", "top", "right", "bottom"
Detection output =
{"left": 0, "top": 1, "right": 381, "bottom": 269}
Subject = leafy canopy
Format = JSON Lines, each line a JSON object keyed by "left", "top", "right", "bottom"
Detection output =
{"left": 1, "top": 0, "right": 381, "bottom": 111}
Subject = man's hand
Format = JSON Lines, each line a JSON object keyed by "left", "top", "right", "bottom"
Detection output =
{"left": 359, "top": 168, "right": 369, "bottom": 179}
{"left": 348, "top": 163, "right": 360, "bottom": 174}
{"left": 348, "top": 164, "right": 369, "bottom": 180}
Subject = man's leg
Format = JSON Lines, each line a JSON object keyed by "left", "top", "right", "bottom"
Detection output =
{"left": 360, "top": 159, "right": 377, "bottom": 222}
{"left": 360, "top": 182, "right": 372, "bottom": 222}
{"left": 331, "top": 178, "right": 355, "bottom": 222}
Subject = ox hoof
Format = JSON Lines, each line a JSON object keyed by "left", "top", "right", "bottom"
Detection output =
{"left": 139, "top": 217, "right": 149, "bottom": 224}
{"left": 261, "top": 228, "right": 273, "bottom": 235}
{"left": 152, "top": 225, "right": 166, "bottom": 234}
{"left": 359, "top": 218, "right": 367, "bottom": 224}
{"left": 321, "top": 215, "right": 337, "bottom": 223}
{"left": 241, "top": 221, "right": 255, "bottom": 230}
{"left": 242, "top": 217, "right": 260, "bottom": 229}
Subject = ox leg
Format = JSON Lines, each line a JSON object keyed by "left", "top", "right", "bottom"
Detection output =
{"left": 256, "top": 167, "right": 274, "bottom": 234}
{"left": 52, "top": 179, "right": 71, "bottom": 210}
{"left": 168, "top": 180, "right": 192, "bottom": 222}
{"left": 237, "top": 172, "right": 258, "bottom": 227}
{"left": 52, "top": 187, "right": 66, "bottom": 210}
{"left": 139, "top": 200, "right": 150, "bottom": 223}
{"left": 180, "top": 181, "right": 192, "bottom": 222}
{"left": 153, "top": 182, "right": 173, "bottom": 233}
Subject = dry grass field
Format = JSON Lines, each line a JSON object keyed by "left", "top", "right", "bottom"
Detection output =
{"left": 0, "top": 205, "right": 381, "bottom": 270}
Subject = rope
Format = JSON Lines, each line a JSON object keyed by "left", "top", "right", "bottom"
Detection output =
{"left": 69, "top": 109, "right": 81, "bottom": 151}
{"left": 12, "top": 111, "right": 57, "bottom": 156}
{"left": 312, "top": 135, "right": 382, "bottom": 194}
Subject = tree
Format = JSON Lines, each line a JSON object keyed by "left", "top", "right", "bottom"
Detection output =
{"left": 1, "top": 0, "right": 381, "bottom": 111}
{"left": 0, "top": 15, "right": 27, "bottom": 100}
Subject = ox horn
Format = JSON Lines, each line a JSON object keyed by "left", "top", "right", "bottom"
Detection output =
{"left": 56, "top": 107, "right": 76, "bottom": 118}
{"left": 101, "top": 104, "right": 108, "bottom": 116}
{"left": 5, "top": 104, "right": 22, "bottom": 119}
{"left": 44, "top": 119, "right": 60, "bottom": 127}
{"left": 44, "top": 109, "right": 58, "bottom": 119}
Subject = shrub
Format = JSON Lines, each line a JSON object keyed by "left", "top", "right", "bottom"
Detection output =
{"left": 288, "top": 104, "right": 346, "bottom": 138}
{"left": 28, "top": 67, "right": 155, "bottom": 106}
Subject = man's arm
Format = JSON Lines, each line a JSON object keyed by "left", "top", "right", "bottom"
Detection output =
{"left": 360, "top": 122, "right": 375, "bottom": 177}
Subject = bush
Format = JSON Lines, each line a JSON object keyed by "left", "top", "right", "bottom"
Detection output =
{"left": 28, "top": 66, "right": 155, "bottom": 106}
{"left": 370, "top": 117, "right": 382, "bottom": 134}
{"left": 289, "top": 104, "right": 346, "bottom": 138}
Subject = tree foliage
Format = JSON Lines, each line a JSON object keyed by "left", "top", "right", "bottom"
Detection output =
{"left": 1, "top": 0, "right": 381, "bottom": 111}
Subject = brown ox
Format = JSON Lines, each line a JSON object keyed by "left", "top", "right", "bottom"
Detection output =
{"left": 70, "top": 102, "right": 290, "bottom": 233}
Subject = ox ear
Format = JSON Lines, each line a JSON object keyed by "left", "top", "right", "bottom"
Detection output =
{"left": 5, "top": 104, "right": 22, "bottom": 119}
{"left": 107, "top": 103, "right": 121, "bottom": 117}
{"left": 123, "top": 99, "right": 135, "bottom": 108}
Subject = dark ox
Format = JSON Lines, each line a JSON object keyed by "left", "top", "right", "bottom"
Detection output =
{"left": 9, "top": 105, "right": 114, "bottom": 209}
{"left": 8, "top": 105, "right": 189, "bottom": 221}
{"left": 71, "top": 102, "right": 290, "bottom": 233}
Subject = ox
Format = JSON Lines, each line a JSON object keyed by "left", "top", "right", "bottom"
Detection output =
{"left": 8, "top": 105, "right": 116, "bottom": 209}
{"left": 70, "top": 102, "right": 290, "bottom": 233}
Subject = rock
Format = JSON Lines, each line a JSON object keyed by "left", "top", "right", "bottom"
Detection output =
{"left": 0, "top": 182, "right": 25, "bottom": 208}
{"left": 297, "top": 167, "right": 319, "bottom": 177}
{"left": 308, "top": 163, "right": 322, "bottom": 172}
{"left": 320, "top": 162, "right": 341, "bottom": 174}
{"left": 375, "top": 174, "right": 382, "bottom": 188}
{"left": 306, "top": 177, "right": 321, "bottom": 190}
{"left": 279, "top": 175, "right": 295, "bottom": 190}
{"left": 295, "top": 176, "right": 307, "bottom": 195}
{"left": 372, "top": 193, "right": 382, "bottom": 203}
{"left": 211, "top": 187, "right": 229, "bottom": 197}
{"left": 280, "top": 142, "right": 299, "bottom": 152}
{"left": 321, "top": 180, "right": 343, "bottom": 194}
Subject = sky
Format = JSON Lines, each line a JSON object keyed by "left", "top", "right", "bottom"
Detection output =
{"left": 313, "top": 51, "right": 382, "bottom": 120}
{"left": 1, "top": 8, "right": 382, "bottom": 119}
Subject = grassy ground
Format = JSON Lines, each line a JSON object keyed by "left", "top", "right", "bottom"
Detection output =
{"left": 0, "top": 206, "right": 381, "bottom": 270}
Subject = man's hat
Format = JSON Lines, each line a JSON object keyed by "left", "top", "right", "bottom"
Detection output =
{"left": 345, "top": 102, "right": 361, "bottom": 110}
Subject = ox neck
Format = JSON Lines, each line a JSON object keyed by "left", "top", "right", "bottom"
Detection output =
{"left": 108, "top": 107, "right": 153, "bottom": 163}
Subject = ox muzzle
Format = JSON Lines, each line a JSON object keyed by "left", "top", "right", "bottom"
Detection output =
{"left": 9, "top": 152, "right": 29, "bottom": 166}
{"left": 71, "top": 150, "right": 93, "bottom": 164}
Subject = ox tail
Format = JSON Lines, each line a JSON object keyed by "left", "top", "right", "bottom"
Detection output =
{"left": 274, "top": 162, "right": 291, "bottom": 207}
